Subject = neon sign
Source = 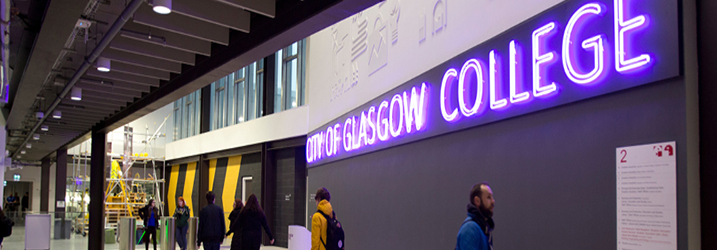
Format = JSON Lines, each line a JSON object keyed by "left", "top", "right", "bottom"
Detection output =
{"left": 308, "top": 0, "right": 679, "bottom": 166}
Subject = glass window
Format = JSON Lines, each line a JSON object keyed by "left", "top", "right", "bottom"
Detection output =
{"left": 235, "top": 68, "right": 247, "bottom": 123}
{"left": 172, "top": 89, "right": 201, "bottom": 140}
{"left": 275, "top": 39, "right": 306, "bottom": 113}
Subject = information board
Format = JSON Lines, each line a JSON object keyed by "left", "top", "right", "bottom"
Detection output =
{"left": 616, "top": 141, "right": 677, "bottom": 250}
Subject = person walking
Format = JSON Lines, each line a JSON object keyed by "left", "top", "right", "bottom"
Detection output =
{"left": 174, "top": 197, "right": 191, "bottom": 250}
{"left": 226, "top": 199, "right": 244, "bottom": 250}
{"left": 198, "top": 192, "right": 226, "bottom": 250}
{"left": 0, "top": 207, "right": 14, "bottom": 249}
{"left": 139, "top": 199, "right": 160, "bottom": 250}
{"left": 21, "top": 193, "right": 28, "bottom": 214}
{"left": 455, "top": 182, "right": 496, "bottom": 250}
{"left": 239, "top": 194, "right": 274, "bottom": 250}
{"left": 311, "top": 187, "right": 336, "bottom": 250}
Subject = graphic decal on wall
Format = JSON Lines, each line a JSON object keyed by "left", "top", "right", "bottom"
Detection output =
{"left": 308, "top": 0, "right": 680, "bottom": 166}
{"left": 168, "top": 162, "right": 199, "bottom": 217}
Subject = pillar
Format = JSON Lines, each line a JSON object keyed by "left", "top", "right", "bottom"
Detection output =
{"left": 88, "top": 131, "right": 106, "bottom": 250}
{"left": 40, "top": 157, "right": 50, "bottom": 212}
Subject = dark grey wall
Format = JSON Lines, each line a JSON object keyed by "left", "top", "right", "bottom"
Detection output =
{"left": 308, "top": 77, "right": 689, "bottom": 250}
{"left": 239, "top": 153, "right": 263, "bottom": 202}
{"left": 273, "top": 148, "right": 308, "bottom": 247}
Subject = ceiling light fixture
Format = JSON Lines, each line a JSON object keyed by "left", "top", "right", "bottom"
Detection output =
{"left": 97, "top": 57, "right": 111, "bottom": 72}
{"left": 33, "top": 134, "right": 40, "bottom": 140}
{"left": 25, "top": 144, "right": 31, "bottom": 149}
{"left": 41, "top": 125, "right": 49, "bottom": 131}
{"left": 52, "top": 110, "right": 62, "bottom": 119}
{"left": 20, "top": 151, "right": 25, "bottom": 155}
{"left": 71, "top": 87, "right": 82, "bottom": 101}
{"left": 153, "top": 0, "right": 172, "bottom": 14}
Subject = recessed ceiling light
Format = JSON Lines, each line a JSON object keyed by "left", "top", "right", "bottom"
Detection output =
{"left": 41, "top": 125, "right": 49, "bottom": 131}
{"left": 52, "top": 111, "right": 62, "bottom": 119}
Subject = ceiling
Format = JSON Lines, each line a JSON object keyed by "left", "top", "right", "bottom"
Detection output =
{"left": 5, "top": 0, "right": 381, "bottom": 162}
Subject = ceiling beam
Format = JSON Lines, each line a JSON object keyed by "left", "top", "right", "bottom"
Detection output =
{"left": 150, "top": 0, "right": 250, "bottom": 32}
{"left": 78, "top": 77, "right": 152, "bottom": 93}
{"left": 61, "top": 99, "right": 124, "bottom": 111}
{"left": 78, "top": 89, "right": 136, "bottom": 103}
{"left": 121, "top": 22, "right": 211, "bottom": 56}
{"left": 110, "top": 36, "right": 195, "bottom": 65}
{"left": 86, "top": 68, "right": 160, "bottom": 87}
{"left": 58, "top": 107, "right": 114, "bottom": 117}
{"left": 109, "top": 60, "right": 171, "bottom": 80}
{"left": 101, "top": 49, "right": 182, "bottom": 74}
{"left": 215, "top": 0, "right": 275, "bottom": 18}
{"left": 133, "top": 5, "right": 230, "bottom": 45}
{"left": 74, "top": 82, "right": 143, "bottom": 98}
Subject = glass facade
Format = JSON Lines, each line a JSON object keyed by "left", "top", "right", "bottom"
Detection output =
{"left": 173, "top": 89, "right": 201, "bottom": 141}
{"left": 275, "top": 39, "right": 307, "bottom": 113}
{"left": 211, "top": 59, "right": 265, "bottom": 130}
{"left": 172, "top": 39, "right": 307, "bottom": 137}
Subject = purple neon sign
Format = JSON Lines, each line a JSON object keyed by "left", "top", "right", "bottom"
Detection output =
{"left": 307, "top": 0, "right": 679, "bottom": 165}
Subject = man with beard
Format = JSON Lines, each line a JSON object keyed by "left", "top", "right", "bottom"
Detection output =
{"left": 456, "top": 182, "right": 495, "bottom": 250}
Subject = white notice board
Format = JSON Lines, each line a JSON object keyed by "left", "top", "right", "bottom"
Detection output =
{"left": 616, "top": 141, "right": 677, "bottom": 250}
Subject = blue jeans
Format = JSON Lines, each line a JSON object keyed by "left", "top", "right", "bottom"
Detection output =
{"left": 175, "top": 225, "right": 188, "bottom": 250}
{"left": 203, "top": 242, "right": 221, "bottom": 250}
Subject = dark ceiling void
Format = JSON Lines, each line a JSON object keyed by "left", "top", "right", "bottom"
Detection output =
{"left": 7, "top": 0, "right": 382, "bottom": 162}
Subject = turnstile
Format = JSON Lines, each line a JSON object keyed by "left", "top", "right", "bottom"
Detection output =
{"left": 160, "top": 217, "right": 176, "bottom": 250}
{"left": 119, "top": 217, "right": 136, "bottom": 250}
{"left": 187, "top": 217, "right": 199, "bottom": 250}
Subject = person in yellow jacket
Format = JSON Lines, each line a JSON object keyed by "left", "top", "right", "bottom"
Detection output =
{"left": 311, "top": 187, "right": 333, "bottom": 250}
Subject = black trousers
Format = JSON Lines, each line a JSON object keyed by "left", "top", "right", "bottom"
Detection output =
{"left": 144, "top": 226, "right": 157, "bottom": 250}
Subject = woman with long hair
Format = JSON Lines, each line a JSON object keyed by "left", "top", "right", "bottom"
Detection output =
{"left": 173, "top": 197, "right": 191, "bottom": 250}
{"left": 139, "top": 199, "right": 159, "bottom": 250}
{"left": 226, "top": 198, "right": 244, "bottom": 250}
{"left": 239, "top": 194, "right": 274, "bottom": 250}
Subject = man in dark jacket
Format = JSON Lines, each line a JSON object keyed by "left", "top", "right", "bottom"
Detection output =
{"left": 21, "top": 193, "right": 29, "bottom": 212}
{"left": 456, "top": 182, "right": 495, "bottom": 250}
{"left": 198, "top": 192, "right": 226, "bottom": 250}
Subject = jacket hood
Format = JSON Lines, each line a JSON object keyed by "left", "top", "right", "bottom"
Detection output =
{"left": 467, "top": 203, "right": 494, "bottom": 236}
{"left": 317, "top": 200, "right": 333, "bottom": 218}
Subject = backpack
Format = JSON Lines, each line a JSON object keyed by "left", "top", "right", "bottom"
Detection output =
{"left": 317, "top": 210, "right": 344, "bottom": 250}
{"left": 0, "top": 217, "right": 14, "bottom": 237}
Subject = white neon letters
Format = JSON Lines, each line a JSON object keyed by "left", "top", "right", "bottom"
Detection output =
{"left": 458, "top": 59, "right": 486, "bottom": 117}
{"left": 403, "top": 83, "right": 429, "bottom": 133}
{"left": 510, "top": 41, "right": 531, "bottom": 103}
{"left": 389, "top": 94, "right": 404, "bottom": 137}
{"left": 614, "top": 0, "right": 650, "bottom": 72}
{"left": 490, "top": 50, "right": 508, "bottom": 110}
{"left": 564, "top": 3, "right": 606, "bottom": 84}
{"left": 532, "top": 22, "right": 559, "bottom": 97}
{"left": 377, "top": 100, "right": 390, "bottom": 141}
{"left": 441, "top": 68, "right": 459, "bottom": 122}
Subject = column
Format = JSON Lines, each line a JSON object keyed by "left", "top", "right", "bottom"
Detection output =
{"left": 88, "top": 131, "right": 106, "bottom": 250}
{"left": 40, "top": 157, "right": 50, "bottom": 212}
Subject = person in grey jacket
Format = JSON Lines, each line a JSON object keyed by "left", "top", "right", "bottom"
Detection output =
{"left": 197, "top": 192, "right": 226, "bottom": 250}
{"left": 173, "top": 196, "right": 191, "bottom": 250}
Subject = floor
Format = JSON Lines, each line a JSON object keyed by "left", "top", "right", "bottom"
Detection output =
{"left": 1, "top": 225, "right": 288, "bottom": 250}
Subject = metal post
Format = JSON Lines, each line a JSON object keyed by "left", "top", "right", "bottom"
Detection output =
{"left": 119, "top": 217, "right": 136, "bottom": 250}
{"left": 187, "top": 217, "right": 199, "bottom": 250}
{"left": 160, "top": 217, "right": 176, "bottom": 250}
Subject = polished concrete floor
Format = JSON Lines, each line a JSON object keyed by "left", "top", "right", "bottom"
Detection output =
{"left": 1, "top": 225, "right": 287, "bottom": 250}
